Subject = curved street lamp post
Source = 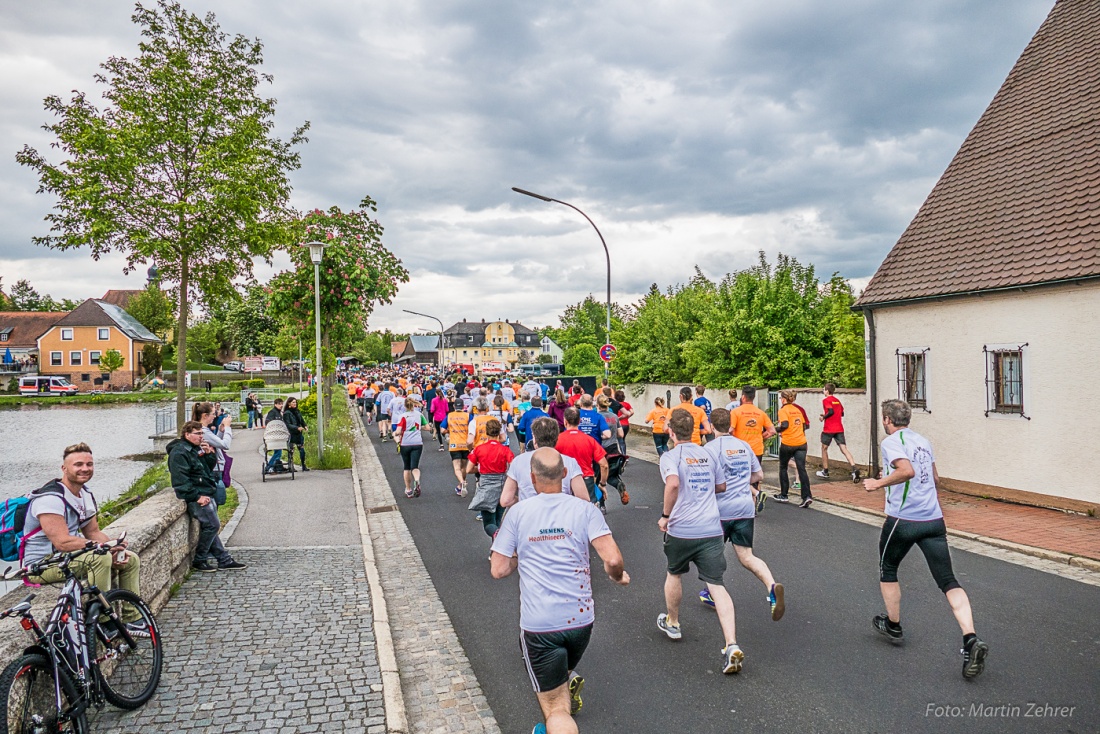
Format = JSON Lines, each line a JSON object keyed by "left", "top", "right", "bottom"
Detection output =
{"left": 300, "top": 241, "right": 329, "bottom": 464}
{"left": 511, "top": 187, "right": 611, "bottom": 381}
{"left": 403, "top": 309, "right": 445, "bottom": 369}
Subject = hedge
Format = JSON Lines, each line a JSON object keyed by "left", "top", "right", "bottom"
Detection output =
{"left": 227, "top": 378, "right": 266, "bottom": 390}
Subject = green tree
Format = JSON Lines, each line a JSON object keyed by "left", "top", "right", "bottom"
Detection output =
{"left": 17, "top": 1, "right": 308, "bottom": 425}
{"left": 7, "top": 279, "right": 63, "bottom": 312}
{"left": 141, "top": 343, "right": 163, "bottom": 375}
{"left": 186, "top": 318, "right": 224, "bottom": 384}
{"left": 564, "top": 344, "right": 604, "bottom": 376}
{"left": 226, "top": 281, "right": 279, "bottom": 357}
{"left": 126, "top": 283, "right": 175, "bottom": 338}
{"left": 547, "top": 295, "right": 627, "bottom": 353}
{"left": 98, "top": 349, "right": 125, "bottom": 380}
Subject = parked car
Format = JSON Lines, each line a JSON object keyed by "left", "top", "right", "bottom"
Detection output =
{"left": 19, "top": 376, "right": 79, "bottom": 397}
{"left": 223, "top": 361, "right": 243, "bottom": 372}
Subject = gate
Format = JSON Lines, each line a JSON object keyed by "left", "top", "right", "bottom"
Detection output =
{"left": 765, "top": 390, "right": 781, "bottom": 458}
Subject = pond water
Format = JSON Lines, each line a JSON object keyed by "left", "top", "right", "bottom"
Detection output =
{"left": 0, "top": 402, "right": 163, "bottom": 504}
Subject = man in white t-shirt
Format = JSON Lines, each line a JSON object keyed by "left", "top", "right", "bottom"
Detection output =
{"left": 700, "top": 408, "right": 785, "bottom": 622}
{"left": 501, "top": 417, "right": 590, "bottom": 506}
{"left": 656, "top": 409, "right": 744, "bottom": 674}
{"left": 501, "top": 379, "right": 516, "bottom": 403}
{"left": 377, "top": 387, "right": 395, "bottom": 441}
{"left": 23, "top": 443, "right": 143, "bottom": 623}
{"left": 863, "top": 399, "right": 989, "bottom": 679}
{"left": 491, "top": 448, "right": 629, "bottom": 734}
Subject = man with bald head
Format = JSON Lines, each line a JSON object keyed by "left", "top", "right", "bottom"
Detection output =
{"left": 491, "top": 447, "right": 629, "bottom": 734}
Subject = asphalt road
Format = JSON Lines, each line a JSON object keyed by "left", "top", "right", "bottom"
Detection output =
{"left": 364, "top": 421, "right": 1100, "bottom": 734}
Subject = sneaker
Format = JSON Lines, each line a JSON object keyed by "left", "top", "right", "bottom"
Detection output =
{"left": 454, "top": 485, "right": 464, "bottom": 497}
{"left": 769, "top": 583, "right": 785, "bottom": 621}
{"left": 438, "top": 445, "right": 446, "bottom": 452}
{"left": 851, "top": 468, "right": 861, "bottom": 483}
{"left": 656, "top": 613, "right": 682, "bottom": 640}
{"left": 301, "top": 466, "right": 310, "bottom": 472}
{"left": 475, "top": 513, "right": 483, "bottom": 521}
{"left": 699, "top": 588, "right": 715, "bottom": 608}
{"left": 793, "top": 481, "right": 801, "bottom": 490}
{"left": 405, "top": 488, "right": 415, "bottom": 498}
{"left": 124, "top": 620, "right": 153, "bottom": 638}
{"left": 532, "top": 724, "right": 547, "bottom": 734}
{"left": 799, "top": 497, "right": 814, "bottom": 509}
{"left": 460, "top": 484, "right": 468, "bottom": 498}
{"left": 599, "top": 502, "right": 607, "bottom": 516}
{"left": 872, "top": 614, "right": 904, "bottom": 642}
{"left": 961, "top": 637, "right": 990, "bottom": 679}
{"left": 754, "top": 491, "right": 767, "bottom": 513}
{"left": 773, "top": 494, "right": 790, "bottom": 503}
{"left": 413, "top": 481, "right": 421, "bottom": 498}
{"left": 721, "top": 644, "right": 744, "bottom": 674}
{"left": 218, "top": 560, "right": 247, "bottom": 570}
{"left": 815, "top": 469, "right": 829, "bottom": 478}
{"left": 619, "top": 486, "right": 630, "bottom": 505}
{"left": 568, "top": 674, "right": 585, "bottom": 714}
{"left": 191, "top": 560, "right": 217, "bottom": 573}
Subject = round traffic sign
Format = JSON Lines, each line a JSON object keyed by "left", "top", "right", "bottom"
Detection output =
{"left": 599, "top": 343, "right": 616, "bottom": 362}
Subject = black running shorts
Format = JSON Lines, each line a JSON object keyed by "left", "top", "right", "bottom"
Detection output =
{"left": 821, "top": 431, "right": 846, "bottom": 446}
{"left": 520, "top": 624, "right": 593, "bottom": 693}
{"left": 878, "top": 516, "right": 960, "bottom": 593}
{"left": 663, "top": 534, "right": 726, "bottom": 584}
{"left": 721, "top": 518, "right": 754, "bottom": 548}
{"left": 449, "top": 449, "right": 469, "bottom": 462}
{"left": 364, "top": 398, "right": 375, "bottom": 410}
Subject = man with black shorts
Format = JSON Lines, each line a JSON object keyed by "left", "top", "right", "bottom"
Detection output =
{"left": 491, "top": 448, "right": 629, "bottom": 734}
{"left": 698, "top": 408, "right": 785, "bottom": 621}
{"left": 656, "top": 409, "right": 743, "bottom": 674}
{"left": 377, "top": 385, "right": 394, "bottom": 441}
{"left": 362, "top": 382, "right": 377, "bottom": 425}
{"left": 863, "top": 399, "right": 989, "bottom": 679}
{"left": 441, "top": 405, "right": 471, "bottom": 497}
{"left": 817, "top": 383, "right": 860, "bottom": 482}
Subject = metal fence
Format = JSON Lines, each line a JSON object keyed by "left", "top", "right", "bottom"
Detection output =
{"left": 765, "top": 391, "right": 781, "bottom": 458}
{"left": 154, "top": 401, "right": 242, "bottom": 436}
{"left": 240, "top": 388, "right": 299, "bottom": 406}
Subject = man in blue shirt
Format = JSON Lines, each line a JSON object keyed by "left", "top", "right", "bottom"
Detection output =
{"left": 517, "top": 397, "right": 551, "bottom": 450}
{"left": 693, "top": 385, "right": 714, "bottom": 443}
{"left": 575, "top": 395, "right": 611, "bottom": 443}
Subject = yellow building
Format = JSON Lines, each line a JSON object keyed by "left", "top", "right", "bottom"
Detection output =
{"left": 37, "top": 299, "right": 161, "bottom": 390}
{"left": 440, "top": 319, "right": 541, "bottom": 370}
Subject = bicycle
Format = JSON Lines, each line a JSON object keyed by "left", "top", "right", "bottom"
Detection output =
{"left": 0, "top": 534, "right": 163, "bottom": 733}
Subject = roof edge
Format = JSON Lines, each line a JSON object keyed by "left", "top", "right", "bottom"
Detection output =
{"left": 853, "top": 274, "right": 1100, "bottom": 312}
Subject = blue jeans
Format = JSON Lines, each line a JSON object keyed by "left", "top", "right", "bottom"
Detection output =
{"left": 653, "top": 433, "right": 670, "bottom": 455}
{"left": 266, "top": 450, "right": 284, "bottom": 471}
{"left": 187, "top": 499, "right": 232, "bottom": 565}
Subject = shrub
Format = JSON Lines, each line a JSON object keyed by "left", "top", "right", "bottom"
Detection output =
{"left": 227, "top": 378, "right": 265, "bottom": 390}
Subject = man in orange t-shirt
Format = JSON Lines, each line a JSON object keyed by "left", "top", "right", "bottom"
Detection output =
{"left": 674, "top": 386, "right": 711, "bottom": 445}
{"left": 730, "top": 385, "right": 775, "bottom": 512}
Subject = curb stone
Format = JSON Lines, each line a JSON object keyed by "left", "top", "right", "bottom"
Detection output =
{"left": 218, "top": 479, "right": 249, "bottom": 544}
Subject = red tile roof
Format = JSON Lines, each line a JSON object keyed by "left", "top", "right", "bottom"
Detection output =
{"left": 857, "top": 0, "right": 1100, "bottom": 307}
{"left": 99, "top": 289, "right": 143, "bottom": 310}
{"left": 0, "top": 312, "right": 69, "bottom": 348}
{"left": 391, "top": 341, "right": 408, "bottom": 358}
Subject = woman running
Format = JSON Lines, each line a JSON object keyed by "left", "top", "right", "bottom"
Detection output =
{"left": 775, "top": 389, "right": 813, "bottom": 507}
{"left": 394, "top": 396, "right": 430, "bottom": 498}
{"left": 547, "top": 388, "right": 569, "bottom": 429}
{"left": 645, "top": 396, "right": 672, "bottom": 455}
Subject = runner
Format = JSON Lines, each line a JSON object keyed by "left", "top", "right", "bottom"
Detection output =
{"left": 467, "top": 419, "right": 513, "bottom": 538}
{"left": 501, "top": 379, "right": 516, "bottom": 403}
{"left": 555, "top": 408, "right": 610, "bottom": 514}
{"left": 514, "top": 390, "right": 533, "bottom": 451}
{"left": 467, "top": 397, "right": 496, "bottom": 451}
{"left": 393, "top": 397, "right": 430, "bottom": 498}
{"left": 656, "top": 409, "right": 744, "bottom": 674}
{"left": 517, "top": 397, "right": 550, "bottom": 451}
{"left": 817, "top": 383, "right": 861, "bottom": 482}
{"left": 614, "top": 389, "right": 633, "bottom": 455}
{"left": 429, "top": 388, "right": 451, "bottom": 452}
{"left": 597, "top": 395, "right": 629, "bottom": 505}
{"left": 674, "top": 386, "right": 711, "bottom": 445}
{"left": 774, "top": 390, "right": 812, "bottom": 507}
{"left": 693, "top": 385, "right": 713, "bottom": 442}
{"left": 644, "top": 397, "right": 672, "bottom": 456}
{"left": 698, "top": 409, "right": 785, "bottom": 621}
{"left": 547, "top": 389, "right": 570, "bottom": 429}
{"left": 490, "top": 448, "right": 630, "bottom": 734}
{"left": 575, "top": 395, "right": 611, "bottom": 444}
{"left": 377, "top": 383, "right": 395, "bottom": 441}
{"left": 730, "top": 386, "right": 775, "bottom": 512}
{"left": 389, "top": 388, "right": 409, "bottom": 455}
{"left": 363, "top": 382, "right": 377, "bottom": 425}
{"left": 864, "top": 400, "right": 989, "bottom": 679}
{"left": 501, "top": 417, "right": 590, "bottom": 506}
{"left": 441, "top": 402, "right": 472, "bottom": 496}
{"left": 488, "top": 395, "right": 516, "bottom": 447}
{"left": 724, "top": 389, "right": 738, "bottom": 412}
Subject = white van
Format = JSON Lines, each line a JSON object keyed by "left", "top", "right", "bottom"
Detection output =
{"left": 19, "top": 376, "right": 80, "bottom": 397}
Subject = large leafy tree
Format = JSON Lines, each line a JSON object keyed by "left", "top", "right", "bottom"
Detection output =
{"left": 226, "top": 281, "right": 280, "bottom": 357}
{"left": 6, "top": 279, "right": 64, "bottom": 312}
{"left": 126, "top": 282, "right": 175, "bottom": 338}
{"left": 16, "top": 1, "right": 308, "bottom": 424}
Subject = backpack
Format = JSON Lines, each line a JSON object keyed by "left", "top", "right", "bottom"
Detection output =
{"left": 0, "top": 482, "right": 97, "bottom": 563}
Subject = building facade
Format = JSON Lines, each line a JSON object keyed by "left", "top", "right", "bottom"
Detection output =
{"left": 0, "top": 312, "right": 67, "bottom": 368}
{"left": 440, "top": 319, "right": 541, "bottom": 369}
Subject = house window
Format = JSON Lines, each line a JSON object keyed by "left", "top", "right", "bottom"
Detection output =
{"left": 70, "top": 351, "right": 82, "bottom": 366}
{"left": 61, "top": 328, "right": 74, "bottom": 341}
{"left": 98, "top": 328, "right": 110, "bottom": 340}
{"left": 50, "top": 351, "right": 62, "bottom": 366}
{"left": 90, "top": 351, "right": 102, "bottom": 365}
{"left": 497, "top": 350, "right": 503, "bottom": 357}
{"left": 0, "top": 334, "right": 7, "bottom": 343}
{"left": 462, "top": 350, "right": 467, "bottom": 357}
{"left": 896, "top": 349, "right": 928, "bottom": 410}
{"left": 985, "top": 344, "right": 1028, "bottom": 418}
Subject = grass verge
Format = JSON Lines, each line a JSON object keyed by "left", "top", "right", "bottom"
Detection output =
{"left": 301, "top": 393, "right": 354, "bottom": 470}
{"left": 99, "top": 459, "right": 173, "bottom": 527}
{"left": 0, "top": 391, "right": 175, "bottom": 407}
{"left": 218, "top": 485, "right": 239, "bottom": 526}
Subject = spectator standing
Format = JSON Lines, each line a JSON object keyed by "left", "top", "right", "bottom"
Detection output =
{"left": 283, "top": 397, "right": 309, "bottom": 471}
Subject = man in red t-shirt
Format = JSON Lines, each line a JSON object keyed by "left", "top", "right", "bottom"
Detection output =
{"left": 818, "top": 383, "right": 860, "bottom": 483}
{"left": 555, "top": 407, "right": 610, "bottom": 513}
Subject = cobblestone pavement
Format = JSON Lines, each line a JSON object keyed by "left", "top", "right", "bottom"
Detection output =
{"left": 94, "top": 547, "right": 385, "bottom": 734}
{"left": 354, "top": 426, "right": 501, "bottom": 734}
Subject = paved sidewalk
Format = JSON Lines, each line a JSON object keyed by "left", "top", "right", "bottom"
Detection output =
{"left": 94, "top": 429, "right": 387, "bottom": 733}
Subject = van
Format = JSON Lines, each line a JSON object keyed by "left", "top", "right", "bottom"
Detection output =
{"left": 19, "top": 376, "right": 80, "bottom": 397}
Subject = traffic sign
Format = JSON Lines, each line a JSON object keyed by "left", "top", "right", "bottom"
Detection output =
{"left": 599, "top": 343, "right": 616, "bottom": 362}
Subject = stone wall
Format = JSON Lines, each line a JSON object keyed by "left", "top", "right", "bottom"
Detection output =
{"left": 0, "top": 489, "right": 196, "bottom": 661}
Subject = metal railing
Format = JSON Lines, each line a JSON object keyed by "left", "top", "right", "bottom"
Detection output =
{"left": 154, "top": 401, "right": 242, "bottom": 436}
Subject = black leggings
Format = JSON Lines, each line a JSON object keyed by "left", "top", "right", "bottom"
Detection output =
{"left": 433, "top": 419, "right": 446, "bottom": 445}
{"left": 878, "top": 517, "right": 960, "bottom": 592}
{"left": 778, "top": 443, "right": 810, "bottom": 500}
{"left": 481, "top": 505, "right": 504, "bottom": 537}
{"left": 400, "top": 445, "right": 423, "bottom": 470}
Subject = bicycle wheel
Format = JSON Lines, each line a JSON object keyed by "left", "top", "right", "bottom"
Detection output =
{"left": 87, "top": 589, "right": 162, "bottom": 709}
{"left": 0, "top": 653, "right": 88, "bottom": 734}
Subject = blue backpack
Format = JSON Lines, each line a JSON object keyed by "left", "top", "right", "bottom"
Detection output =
{"left": 0, "top": 483, "right": 94, "bottom": 563}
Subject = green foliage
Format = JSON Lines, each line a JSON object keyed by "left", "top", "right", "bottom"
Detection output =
{"left": 227, "top": 378, "right": 265, "bottom": 390}
{"left": 141, "top": 343, "right": 163, "bottom": 374}
{"left": 186, "top": 319, "right": 225, "bottom": 366}
{"left": 537, "top": 353, "right": 554, "bottom": 364}
{"left": 6, "top": 377, "right": 18, "bottom": 393}
{"left": 350, "top": 330, "right": 398, "bottom": 364}
{"left": 296, "top": 392, "right": 317, "bottom": 420}
{"left": 301, "top": 393, "right": 353, "bottom": 470}
{"left": 98, "top": 349, "right": 125, "bottom": 376}
{"left": 99, "top": 460, "right": 171, "bottom": 527}
{"left": 226, "top": 281, "right": 280, "bottom": 357}
{"left": 126, "top": 284, "right": 175, "bottom": 338}
{"left": 545, "top": 295, "right": 627, "bottom": 354}
{"left": 217, "top": 485, "right": 239, "bottom": 526}
{"left": 5, "top": 279, "right": 66, "bottom": 312}
{"left": 564, "top": 344, "right": 604, "bottom": 376}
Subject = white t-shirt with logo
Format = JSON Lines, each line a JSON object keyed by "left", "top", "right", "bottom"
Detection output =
{"left": 659, "top": 442, "right": 722, "bottom": 539}
{"left": 378, "top": 391, "right": 394, "bottom": 414}
{"left": 397, "top": 409, "right": 428, "bottom": 447}
{"left": 508, "top": 452, "right": 584, "bottom": 502}
{"left": 502, "top": 386, "right": 516, "bottom": 402}
{"left": 389, "top": 400, "right": 407, "bottom": 426}
{"left": 704, "top": 435, "right": 761, "bottom": 520}
{"left": 881, "top": 429, "right": 942, "bottom": 521}
{"left": 491, "top": 492, "right": 611, "bottom": 632}
{"left": 523, "top": 381, "right": 542, "bottom": 400}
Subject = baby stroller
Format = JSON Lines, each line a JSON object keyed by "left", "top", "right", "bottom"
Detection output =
{"left": 602, "top": 440, "right": 630, "bottom": 506}
{"left": 261, "top": 419, "right": 295, "bottom": 481}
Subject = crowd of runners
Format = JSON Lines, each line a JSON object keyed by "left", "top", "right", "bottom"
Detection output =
{"left": 341, "top": 365, "right": 989, "bottom": 734}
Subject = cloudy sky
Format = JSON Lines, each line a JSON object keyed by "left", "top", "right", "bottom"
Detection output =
{"left": 0, "top": 0, "right": 1053, "bottom": 333}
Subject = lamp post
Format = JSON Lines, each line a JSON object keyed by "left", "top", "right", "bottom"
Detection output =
{"left": 402, "top": 309, "right": 445, "bottom": 370}
{"left": 511, "top": 187, "right": 612, "bottom": 381}
{"left": 301, "top": 241, "right": 329, "bottom": 464}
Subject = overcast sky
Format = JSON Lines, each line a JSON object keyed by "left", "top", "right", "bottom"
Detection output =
{"left": 0, "top": 0, "right": 1053, "bottom": 333}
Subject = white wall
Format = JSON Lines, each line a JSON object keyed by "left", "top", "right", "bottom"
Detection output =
{"left": 870, "top": 280, "right": 1100, "bottom": 504}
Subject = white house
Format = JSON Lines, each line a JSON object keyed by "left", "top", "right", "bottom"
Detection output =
{"left": 539, "top": 335, "right": 564, "bottom": 362}
{"left": 856, "top": 0, "right": 1100, "bottom": 514}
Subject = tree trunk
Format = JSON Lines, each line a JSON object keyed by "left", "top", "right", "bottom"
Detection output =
{"left": 175, "top": 257, "right": 189, "bottom": 430}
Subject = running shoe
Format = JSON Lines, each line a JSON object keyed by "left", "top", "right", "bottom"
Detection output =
{"left": 438, "top": 445, "right": 446, "bottom": 452}
{"left": 793, "top": 481, "right": 801, "bottom": 490}
{"left": 815, "top": 469, "right": 829, "bottom": 478}
{"left": 769, "top": 583, "right": 785, "bottom": 621}
{"left": 851, "top": 468, "right": 861, "bottom": 483}
{"left": 721, "top": 644, "right": 744, "bottom": 674}
{"left": 454, "top": 485, "right": 464, "bottom": 497}
{"left": 460, "top": 484, "right": 468, "bottom": 498}
{"left": 532, "top": 724, "right": 547, "bottom": 734}
{"left": 773, "top": 494, "right": 790, "bottom": 503}
{"left": 405, "top": 488, "right": 415, "bottom": 498}
{"left": 568, "top": 674, "right": 585, "bottom": 714}
{"left": 475, "top": 513, "right": 483, "bottom": 521}
{"left": 699, "top": 588, "right": 715, "bottom": 608}
{"left": 413, "top": 481, "right": 421, "bottom": 498}
{"left": 872, "top": 614, "right": 904, "bottom": 642}
{"left": 961, "top": 637, "right": 990, "bottom": 679}
{"left": 799, "top": 497, "right": 814, "bottom": 509}
{"left": 656, "top": 613, "right": 682, "bottom": 640}
{"left": 754, "top": 491, "right": 767, "bottom": 513}
{"left": 599, "top": 502, "right": 607, "bottom": 516}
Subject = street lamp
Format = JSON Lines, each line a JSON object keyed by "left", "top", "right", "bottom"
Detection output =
{"left": 300, "top": 241, "right": 329, "bottom": 464}
{"left": 511, "top": 187, "right": 612, "bottom": 381}
{"left": 403, "top": 309, "right": 445, "bottom": 370}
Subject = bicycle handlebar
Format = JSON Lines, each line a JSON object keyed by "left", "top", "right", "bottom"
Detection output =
{"left": 1, "top": 531, "right": 128, "bottom": 581}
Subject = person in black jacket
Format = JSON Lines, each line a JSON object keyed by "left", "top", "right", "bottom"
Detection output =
{"left": 283, "top": 397, "right": 309, "bottom": 471}
{"left": 168, "top": 421, "right": 247, "bottom": 573}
